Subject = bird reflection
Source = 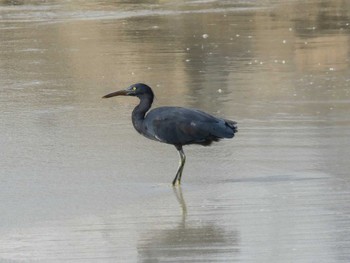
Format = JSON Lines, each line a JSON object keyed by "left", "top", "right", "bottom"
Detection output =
{"left": 137, "top": 186, "right": 240, "bottom": 262}
{"left": 173, "top": 186, "right": 187, "bottom": 220}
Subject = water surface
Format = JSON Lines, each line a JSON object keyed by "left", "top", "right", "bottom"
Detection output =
{"left": 1, "top": 0, "right": 350, "bottom": 262}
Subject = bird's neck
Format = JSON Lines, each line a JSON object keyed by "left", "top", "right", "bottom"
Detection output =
{"left": 132, "top": 95, "right": 153, "bottom": 133}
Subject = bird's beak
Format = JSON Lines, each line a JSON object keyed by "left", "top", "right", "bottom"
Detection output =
{"left": 102, "top": 90, "right": 128, "bottom": 99}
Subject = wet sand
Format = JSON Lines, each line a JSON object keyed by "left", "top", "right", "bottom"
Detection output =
{"left": 1, "top": 0, "right": 350, "bottom": 262}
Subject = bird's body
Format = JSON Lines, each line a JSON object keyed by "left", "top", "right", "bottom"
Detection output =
{"left": 139, "top": 106, "right": 236, "bottom": 147}
{"left": 103, "top": 83, "right": 237, "bottom": 185}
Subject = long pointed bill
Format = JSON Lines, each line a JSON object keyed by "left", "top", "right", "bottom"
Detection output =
{"left": 102, "top": 90, "right": 128, "bottom": 99}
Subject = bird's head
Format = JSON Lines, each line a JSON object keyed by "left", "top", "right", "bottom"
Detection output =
{"left": 102, "top": 83, "right": 154, "bottom": 99}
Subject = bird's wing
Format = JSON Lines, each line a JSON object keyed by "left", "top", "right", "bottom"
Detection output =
{"left": 145, "top": 107, "right": 234, "bottom": 145}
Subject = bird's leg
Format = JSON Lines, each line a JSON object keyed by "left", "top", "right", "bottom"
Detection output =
{"left": 172, "top": 146, "right": 186, "bottom": 186}
{"left": 177, "top": 148, "right": 186, "bottom": 183}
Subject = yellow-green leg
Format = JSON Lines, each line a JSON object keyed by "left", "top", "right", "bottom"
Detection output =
{"left": 172, "top": 146, "right": 186, "bottom": 186}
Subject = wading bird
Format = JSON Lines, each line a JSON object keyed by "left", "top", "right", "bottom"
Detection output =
{"left": 103, "top": 83, "right": 237, "bottom": 185}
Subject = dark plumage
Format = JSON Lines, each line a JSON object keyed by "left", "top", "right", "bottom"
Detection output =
{"left": 103, "top": 83, "right": 237, "bottom": 185}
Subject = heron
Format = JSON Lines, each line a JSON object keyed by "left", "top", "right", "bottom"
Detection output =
{"left": 103, "top": 83, "right": 237, "bottom": 186}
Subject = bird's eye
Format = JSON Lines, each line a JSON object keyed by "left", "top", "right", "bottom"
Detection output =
{"left": 132, "top": 87, "right": 137, "bottom": 91}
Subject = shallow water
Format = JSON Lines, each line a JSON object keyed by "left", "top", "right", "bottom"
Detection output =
{"left": 1, "top": 0, "right": 350, "bottom": 262}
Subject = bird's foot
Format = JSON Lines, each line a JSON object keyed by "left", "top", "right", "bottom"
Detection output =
{"left": 172, "top": 179, "right": 181, "bottom": 187}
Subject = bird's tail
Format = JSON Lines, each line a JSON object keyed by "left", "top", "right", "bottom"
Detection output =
{"left": 225, "top": 120, "right": 238, "bottom": 137}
